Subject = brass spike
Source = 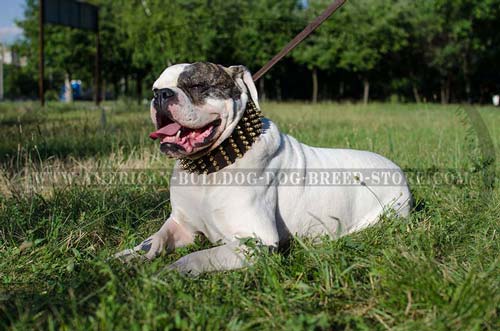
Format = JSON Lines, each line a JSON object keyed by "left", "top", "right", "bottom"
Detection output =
{"left": 236, "top": 153, "right": 243, "bottom": 158}
{"left": 223, "top": 155, "right": 230, "bottom": 161}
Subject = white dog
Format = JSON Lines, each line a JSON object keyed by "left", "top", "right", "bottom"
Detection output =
{"left": 115, "top": 62, "right": 412, "bottom": 275}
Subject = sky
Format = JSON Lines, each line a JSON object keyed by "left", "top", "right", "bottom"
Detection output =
{"left": 0, "top": 0, "right": 25, "bottom": 44}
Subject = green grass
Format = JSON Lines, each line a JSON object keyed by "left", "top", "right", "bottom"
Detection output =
{"left": 0, "top": 101, "right": 499, "bottom": 330}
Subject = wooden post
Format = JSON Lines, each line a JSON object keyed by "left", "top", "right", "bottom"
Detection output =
{"left": 0, "top": 43, "right": 4, "bottom": 101}
{"left": 39, "top": 0, "right": 45, "bottom": 106}
{"left": 94, "top": 8, "right": 101, "bottom": 106}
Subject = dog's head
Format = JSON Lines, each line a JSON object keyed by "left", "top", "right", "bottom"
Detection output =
{"left": 149, "top": 62, "right": 259, "bottom": 158}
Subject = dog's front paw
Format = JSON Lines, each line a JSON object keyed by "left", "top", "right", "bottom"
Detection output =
{"left": 114, "top": 232, "right": 167, "bottom": 262}
{"left": 168, "top": 257, "right": 200, "bottom": 277}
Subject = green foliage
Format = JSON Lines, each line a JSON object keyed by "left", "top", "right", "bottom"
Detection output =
{"left": 119, "top": 0, "right": 216, "bottom": 75}
{"left": 2, "top": 63, "right": 37, "bottom": 99}
{"left": 6, "top": 0, "right": 500, "bottom": 102}
{"left": 233, "top": 0, "right": 301, "bottom": 70}
{"left": 295, "top": 0, "right": 408, "bottom": 73}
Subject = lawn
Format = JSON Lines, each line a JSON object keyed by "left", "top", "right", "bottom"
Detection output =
{"left": 0, "top": 101, "right": 499, "bottom": 330}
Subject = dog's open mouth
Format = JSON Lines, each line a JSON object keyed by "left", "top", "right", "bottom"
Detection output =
{"left": 149, "top": 118, "right": 221, "bottom": 154}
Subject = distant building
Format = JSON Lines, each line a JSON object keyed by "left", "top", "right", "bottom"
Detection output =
{"left": 1, "top": 46, "right": 27, "bottom": 67}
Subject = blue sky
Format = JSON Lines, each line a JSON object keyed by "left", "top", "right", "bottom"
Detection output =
{"left": 0, "top": 0, "right": 25, "bottom": 44}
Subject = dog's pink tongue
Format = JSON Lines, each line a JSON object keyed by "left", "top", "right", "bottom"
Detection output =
{"left": 149, "top": 123, "right": 181, "bottom": 140}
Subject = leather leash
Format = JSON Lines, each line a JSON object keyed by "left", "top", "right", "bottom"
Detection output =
{"left": 252, "top": 0, "right": 347, "bottom": 82}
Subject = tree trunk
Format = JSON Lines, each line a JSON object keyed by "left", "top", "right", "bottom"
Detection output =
{"left": 276, "top": 79, "right": 282, "bottom": 102}
{"left": 114, "top": 81, "right": 119, "bottom": 99}
{"left": 462, "top": 51, "right": 472, "bottom": 104}
{"left": 339, "top": 81, "right": 344, "bottom": 98}
{"left": 465, "top": 76, "right": 472, "bottom": 104}
{"left": 136, "top": 74, "right": 142, "bottom": 105}
{"left": 440, "top": 76, "right": 451, "bottom": 104}
{"left": 259, "top": 79, "right": 266, "bottom": 102}
{"left": 312, "top": 67, "right": 318, "bottom": 103}
{"left": 440, "top": 83, "right": 446, "bottom": 104}
{"left": 101, "top": 79, "right": 106, "bottom": 101}
{"left": 464, "top": 73, "right": 472, "bottom": 104}
{"left": 412, "top": 84, "right": 421, "bottom": 103}
{"left": 363, "top": 77, "right": 370, "bottom": 105}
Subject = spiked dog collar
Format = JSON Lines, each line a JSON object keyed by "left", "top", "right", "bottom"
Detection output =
{"left": 178, "top": 99, "right": 263, "bottom": 174}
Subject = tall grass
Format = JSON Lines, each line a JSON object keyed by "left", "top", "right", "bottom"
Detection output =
{"left": 0, "top": 101, "right": 498, "bottom": 330}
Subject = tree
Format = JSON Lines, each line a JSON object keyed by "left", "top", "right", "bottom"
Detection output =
{"left": 294, "top": 0, "right": 408, "bottom": 104}
{"left": 337, "top": 0, "right": 408, "bottom": 104}
{"left": 117, "top": 0, "right": 221, "bottom": 102}
{"left": 233, "top": 0, "right": 301, "bottom": 101}
{"left": 96, "top": 0, "right": 134, "bottom": 100}
{"left": 292, "top": 1, "right": 343, "bottom": 103}
{"left": 8, "top": 0, "right": 500, "bottom": 104}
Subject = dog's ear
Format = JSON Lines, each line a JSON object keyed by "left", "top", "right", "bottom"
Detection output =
{"left": 226, "top": 65, "right": 260, "bottom": 110}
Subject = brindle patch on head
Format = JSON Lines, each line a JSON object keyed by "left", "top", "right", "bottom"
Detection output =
{"left": 177, "top": 62, "right": 241, "bottom": 105}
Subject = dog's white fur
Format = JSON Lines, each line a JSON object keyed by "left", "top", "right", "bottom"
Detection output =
{"left": 115, "top": 64, "right": 412, "bottom": 275}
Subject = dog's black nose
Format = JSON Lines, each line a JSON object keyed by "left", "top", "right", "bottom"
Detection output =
{"left": 153, "top": 88, "right": 175, "bottom": 107}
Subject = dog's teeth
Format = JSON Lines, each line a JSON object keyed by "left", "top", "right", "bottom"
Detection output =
{"left": 176, "top": 130, "right": 181, "bottom": 139}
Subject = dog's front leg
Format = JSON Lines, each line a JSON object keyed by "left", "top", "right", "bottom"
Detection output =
{"left": 114, "top": 217, "right": 194, "bottom": 261}
{"left": 168, "top": 240, "right": 263, "bottom": 276}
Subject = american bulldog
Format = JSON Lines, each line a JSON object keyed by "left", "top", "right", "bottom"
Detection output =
{"left": 115, "top": 62, "right": 412, "bottom": 275}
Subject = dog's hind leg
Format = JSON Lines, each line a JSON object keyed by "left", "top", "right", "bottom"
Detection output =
{"left": 114, "top": 217, "right": 195, "bottom": 262}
